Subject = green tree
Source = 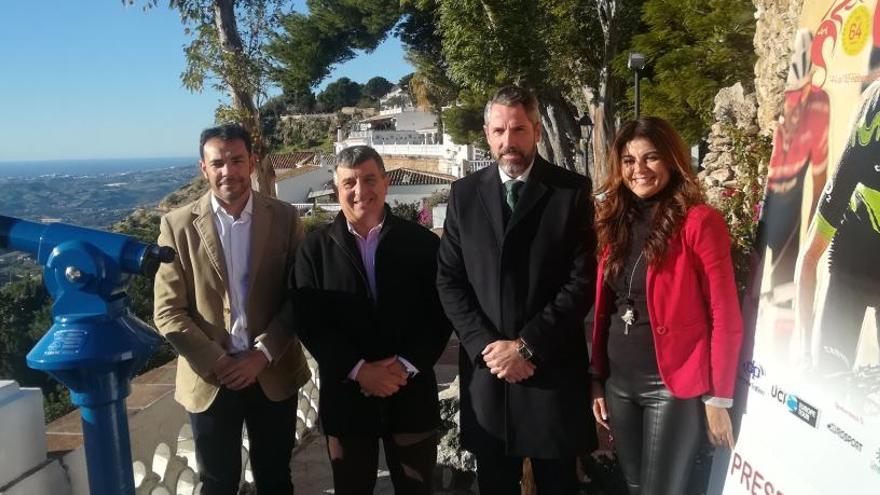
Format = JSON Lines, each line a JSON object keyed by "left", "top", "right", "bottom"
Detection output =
{"left": 316, "top": 77, "right": 363, "bottom": 112}
{"left": 442, "top": 89, "right": 487, "bottom": 147}
{"left": 399, "top": 1, "right": 459, "bottom": 137}
{"left": 268, "top": 1, "right": 402, "bottom": 95}
{"left": 260, "top": 94, "right": 291, "bottom": 150}
{"left": 436, "top": 0, "right": 566, "bottom": 169}
{"left": 286, "top": 87, "right": 317, "bottom": 114}
{"left": 0, "top": 277, "right": 51, "bottom": 386}
{"left": 266, "top": 0, "right": 645, "bottom": 175}
{"left": 390, "top": 201, "right": 420, "bottom": 223}
{"left": 435, "top": 0, "right": 645, "bottom": 173}
{"left": 137, "top": 0, "right": 285, "bottom": 195}
{"left": 618, "top": 0, "right": 756, "bottom": 143}
{"left": 363, "top": 76, "right": 394, "bottom": 100}
{"left": 541, "top": 0, "right": 645, "bottom": 180}
{"left": 0, "top": 275, "right": 77, "bottom": 422}
{"left": 397, "top": 73, "right": 414, "bottom": 95}
{"left": 276, "top": 115, "right": 335, "bottom": 151}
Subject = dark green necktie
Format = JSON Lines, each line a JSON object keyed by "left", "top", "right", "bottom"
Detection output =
{"left": 504, "top": 180, "right": 524, "bottom": 211}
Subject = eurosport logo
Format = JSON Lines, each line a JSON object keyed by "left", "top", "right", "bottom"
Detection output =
{"left": 825, "top": 422, "right": 863, "bottom": 452}
{"left": 771, "top": 385, "right": 819, "bottom": 427}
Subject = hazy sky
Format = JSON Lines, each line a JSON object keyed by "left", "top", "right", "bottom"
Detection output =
{"left": 0, "top": 1, "right": 411, "bottom": 162}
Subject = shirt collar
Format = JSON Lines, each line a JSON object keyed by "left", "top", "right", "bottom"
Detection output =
{"left": 498, "top": 158, "right": 535, "bottom": 184}
{"left": 211, "top": 191, "right": 253, "bottom": 221}
{"left": 347, "top": 215, "right": 386, "bottom": 240}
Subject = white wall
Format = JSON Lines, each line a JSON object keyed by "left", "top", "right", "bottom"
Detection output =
{"left": 432, "top": 204, "right": 447, "bottom": 229}
{"left": 0, "top": 381, "right": 72, "bottom": 495}
{"left": 392, "top": 111, "right": 438, "bottom": 131}
{"left": 387, "top": 184, "right": 450, "bottom": 207}
{"left": 275, "top": 167, "right": 333, "bottom": 204}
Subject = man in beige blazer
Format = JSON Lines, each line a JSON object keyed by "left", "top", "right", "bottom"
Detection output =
{"left": 154, "top": 123, "right": 310, "bottom": 494}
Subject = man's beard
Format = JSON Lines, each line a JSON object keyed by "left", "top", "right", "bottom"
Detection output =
{"left": 494, "top": 146, "right": 536, "bottom": 178}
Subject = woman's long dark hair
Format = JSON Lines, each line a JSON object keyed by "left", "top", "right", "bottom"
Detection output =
{"left": 595, "top": 117, "right": 705, "bottom": 278}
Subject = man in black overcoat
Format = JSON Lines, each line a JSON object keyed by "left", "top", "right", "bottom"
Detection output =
{"left": 437, "top": 85, "right": 597, "bottom": 494}
{"left": 295, "top": 145, "right": 452, "bottom": 494}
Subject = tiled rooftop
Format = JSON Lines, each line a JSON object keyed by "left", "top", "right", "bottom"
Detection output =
{"left": 386, "top": 167, "right": 456, "bottom": 186}
{"left": 267, "top": 152, "right": 320, "bottom": 170}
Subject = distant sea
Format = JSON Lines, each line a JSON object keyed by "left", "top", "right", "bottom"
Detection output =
{"left": 0, "top": 157, "right": 198, "bottom": 178}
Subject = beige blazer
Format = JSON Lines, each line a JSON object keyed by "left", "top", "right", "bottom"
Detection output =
{"left": 154, "top": 191, "right": 310, "bottom": 413}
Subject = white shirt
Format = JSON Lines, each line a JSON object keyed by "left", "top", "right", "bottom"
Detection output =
{"left": 210, "top": 193, "right": 272, "bottom": 361}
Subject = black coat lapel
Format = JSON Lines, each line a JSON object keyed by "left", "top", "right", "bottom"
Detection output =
{"left": 477, "top": 164, "right": 505, "bottom": 247}
{"left": 505, "top": 156, "right": 549, "bottom": 235}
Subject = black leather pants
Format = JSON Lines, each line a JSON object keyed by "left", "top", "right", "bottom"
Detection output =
{"left": 606, "top": 375, "right": 703, "bottom": 495}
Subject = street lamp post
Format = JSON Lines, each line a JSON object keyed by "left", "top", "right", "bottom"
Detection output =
{"left": 628, "top": 52, "right": 647, "bottom": 118}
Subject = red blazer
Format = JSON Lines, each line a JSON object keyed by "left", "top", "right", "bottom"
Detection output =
{"left": 591, "top": 204, "right": 743, "bottom": 400}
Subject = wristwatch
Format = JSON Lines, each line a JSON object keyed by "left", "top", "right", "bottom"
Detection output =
{"left": 516, "top": 338, "right": 534, "bottom": 361}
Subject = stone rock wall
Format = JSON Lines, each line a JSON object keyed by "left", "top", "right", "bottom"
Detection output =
{"left": 699, "top": 83, "right": 761, "bottom": 206}
{"left": 700, "top": 0, "right": 803, "bottom": 200}
{"left": 434, "top": 377, "right": 479, "bottom": 494}
{"left": 753, "top": 0, "right": 805, "bottom": 136}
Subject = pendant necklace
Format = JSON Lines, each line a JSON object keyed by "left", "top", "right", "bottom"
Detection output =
{"left": 621, "top": 251, "right": 644, "bottom": 335}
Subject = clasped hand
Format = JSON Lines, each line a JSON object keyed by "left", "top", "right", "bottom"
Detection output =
{"left": 355, "top": 357, "right": 409, "bottom": 397}
{"left": 213, "top": 350, "right": 268, "bottom": 390}
{"left": 482, "top": 340, "right": 535, "bottom": 383}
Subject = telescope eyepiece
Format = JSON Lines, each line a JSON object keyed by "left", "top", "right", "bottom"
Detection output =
{"left": 141, "top": 245, "right": 176, "bottom": 277}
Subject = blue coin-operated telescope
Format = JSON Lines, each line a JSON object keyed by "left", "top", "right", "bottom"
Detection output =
{"left": 0, "top": 215, "right": 174, "bottom": 495}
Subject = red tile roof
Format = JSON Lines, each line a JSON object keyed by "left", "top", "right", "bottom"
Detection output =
{"left": 386, "top": 168, "right": 456, "bottom": 186}
{"left": 268, "top": 152, "right": 318, "bottom": 170}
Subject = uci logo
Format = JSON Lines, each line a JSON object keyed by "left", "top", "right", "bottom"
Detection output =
{"left": 742, "top": 360, "right": 764, "bottom": 381}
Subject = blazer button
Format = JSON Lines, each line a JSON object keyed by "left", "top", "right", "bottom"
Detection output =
{"left": 656, "top": 325, "right": 667, "bottom": 335}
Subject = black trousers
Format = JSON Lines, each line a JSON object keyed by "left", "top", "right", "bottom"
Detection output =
{"left": 605, "top": 376, "right": 702, "bottom": 495}
{"left": 473, "top": 440, "right": 579, "bottom": 495}
{"left": 326, "top": 431, "right": 438, "bottom": 495}
{"left": 189, "top": 384, "right": 296, "bottom": 495}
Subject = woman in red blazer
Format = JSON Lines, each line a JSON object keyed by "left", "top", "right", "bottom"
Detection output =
{"left": 590, "top": 117, "right": 743, "bottom": 495}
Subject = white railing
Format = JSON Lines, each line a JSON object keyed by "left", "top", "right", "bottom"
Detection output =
{"left": 371, "top": 143, "right": 445, "bottom": 156}
{"left": 464, "top": 159, "right": 494, "bottom": 174}
{"left": 128, "top": 354, "right": 321, "bottom": 494}
{"left": 290, "top": 203, "right": 342, "bottom": 216}
{"left": 1, "top": 350, "right": 322, "bottom": 495}
{"left": 344, "top": 130, "right": 440, "bottom": 147}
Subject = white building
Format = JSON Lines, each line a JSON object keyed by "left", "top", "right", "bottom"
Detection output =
{"left": 384, "top": 168, "right": 454, "bottom": 206}
{"left": 0, "top": 356, "right": 322, "bottom": 494}
{"left": 300, "top": 167, "right": 454, "bottom": 209}
{"left": 378, "top": 85, "right": 415, "bottom": 115}
{"left": 335, "top": 89, "right": 492, "bottom": 178}
{"left": 274, "top": 163, "right": 334, "bottom": 204}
